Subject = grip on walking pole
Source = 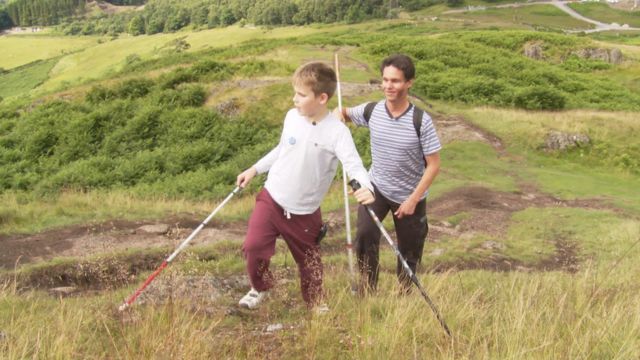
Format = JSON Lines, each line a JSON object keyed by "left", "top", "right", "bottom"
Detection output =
{"left": 348, "top": 179, "right": 361, "bottom": 191}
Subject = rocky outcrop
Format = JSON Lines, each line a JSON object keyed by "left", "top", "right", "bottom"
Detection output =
{"left": 572, "top": 48, "right": 623, "bottom": 64}
{"left": 544, "top": 131, "right": 591, "bottom": 151}
{"left": 523, "top": 42, "right": 544, "bottom": 60}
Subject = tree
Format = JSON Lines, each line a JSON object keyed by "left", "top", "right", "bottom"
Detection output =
{"left": 0, "top": 7, "right": 13, "bottom": 30}
{"left": 127, "top": 15, "right": 144, "bottom": 36}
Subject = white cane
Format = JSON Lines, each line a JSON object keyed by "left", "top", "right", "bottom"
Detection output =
{"left": 334, "top": 53, "right": 357, "bottom": 293}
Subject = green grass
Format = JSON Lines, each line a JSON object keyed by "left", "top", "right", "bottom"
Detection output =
{"left": 588, "top": 30, "right": 640, "bottom": 45}
{"left": 431, "top": 141, "right": 520, "bottom": 196}
{"left": 2, "top": 254, "right": 640, "bottom": 358}
{"left": 36, "top": 25, "right": 335, "bottom": 94}
{"left": 0, "top": 58, "right": 58, "bottom": 99}
{"left": 569, "top": 2, "right": 640, "bottom": 27}
{"left": 443, "top": 4, "right": 594, "bottom": 31}
{"left": 461, "top": 108, "right": 640, "bottom": 174}
{"left": 0, "top": 189, "right": 259, "bottom": 235}
{"left": 0, "top": 35, "right": 98, "bottom": 70}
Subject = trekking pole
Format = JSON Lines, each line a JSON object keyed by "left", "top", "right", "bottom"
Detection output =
{"left": 334, "top": 53, "right": 358, "bottom": 293}
{"left": 349, "top": 179, "right": 452, "bottom": 337}
{"left": 118, "top": 186, "right": 242, "bottom": 311}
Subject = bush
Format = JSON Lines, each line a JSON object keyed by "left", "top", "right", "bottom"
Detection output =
{"left": 156, "top": 85, "right": 207, "bottom": 107}
{"left": 86, "top": 86, "right": 117, "bottom": 104}
{"left": 114, "top": 78, "right": 155, "bottom": 99}
{"left": 159, "top": 68, "right": 198, "bottom": 89}
{"left": 514, "top": 86, "right": 566, "bottom": 110}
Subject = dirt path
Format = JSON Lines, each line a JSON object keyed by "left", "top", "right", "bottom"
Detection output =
{"left": 0, "top": 218, "right": 247, "bottom": 269}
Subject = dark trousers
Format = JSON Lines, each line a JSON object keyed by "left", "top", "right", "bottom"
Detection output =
{"left": 355, "top": 185, "right": 428, "bottom": 292}
{"left": 242, "top": 189, "right": 324, "bottom": 305}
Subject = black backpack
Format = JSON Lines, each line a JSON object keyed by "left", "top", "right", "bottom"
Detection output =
{"left": 362, "top": 101, "right": 424, "bottom": 139}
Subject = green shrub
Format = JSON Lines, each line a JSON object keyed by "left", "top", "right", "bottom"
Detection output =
{"left": 561, "top": 55, "right": 612, "bottom": 72}
{"left": 156, "top": 85, "right": 207, "bottom": 107}
{"left": 114, "top": 78, "right": 155, "bottom": 99}
{"left": 159, "top": 68, "right": 198, "bottom": 89}
{"left": 86, "top": 85, "right": 117, "bottom": 104}
{"left": 514, "top": 86, "right": 566, "bottom": 110}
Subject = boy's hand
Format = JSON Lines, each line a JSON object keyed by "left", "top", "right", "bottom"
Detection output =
{"left": 354, "top": 188, "right": 374, "bottom": 205}
{"left": 236, "top": 167, "right": 257, "bottom": 188}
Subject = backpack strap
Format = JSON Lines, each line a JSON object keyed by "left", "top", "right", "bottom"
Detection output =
{"left": 363, "top": 102, "right": 377, "bottom": 123}
{"left": 412, "top": 105, "right": 423, "bottom": 139}
{"left": 413, "top": 105, "right": 427, "bottom": 168}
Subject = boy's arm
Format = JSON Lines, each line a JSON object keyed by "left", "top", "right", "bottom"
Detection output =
{"left": 334, "top": 127, "right": 374, "bottom": 193}
{"left": 236, "top": 144, "right": 281, "bottom": 188}
{"left": 237, "top": 111, "right": 290, "bottom": 188}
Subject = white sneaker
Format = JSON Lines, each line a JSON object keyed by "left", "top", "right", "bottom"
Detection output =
{"left": 238, "top": 288, "right": 266, "bottom": 309}
{"left": 313, "top": 303, "right": 330, "bottom": 315}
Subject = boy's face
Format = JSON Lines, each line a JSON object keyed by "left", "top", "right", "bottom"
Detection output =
{"left": 293, "top": 83, "right": 328, "bottom": 118}
{"left": 382, "top": 65, "right": 413, "bottom": 102}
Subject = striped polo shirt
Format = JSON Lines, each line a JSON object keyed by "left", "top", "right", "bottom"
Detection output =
{"left": 347, "top": 100, "right": 441, "bottom": 204}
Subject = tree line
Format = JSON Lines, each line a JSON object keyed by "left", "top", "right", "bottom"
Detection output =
{"left": 1, "top": 0, "right": 440, "bottom": 33}
{"left": 2, "top": 0, "right": 85, "bottom": 28}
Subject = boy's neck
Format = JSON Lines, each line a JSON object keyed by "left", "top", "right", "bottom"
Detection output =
{"left": 307, "top": 108, "right": 329, "bottom": 124}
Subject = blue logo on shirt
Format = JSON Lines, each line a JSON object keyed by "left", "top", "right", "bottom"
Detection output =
{"left": 288, "top": 137, "right": 296, "bottom": 145}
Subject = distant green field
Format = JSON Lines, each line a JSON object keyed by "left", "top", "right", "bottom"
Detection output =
{"left": 589, "top": 30, "right": 640, "bottom": 45}
{"left": 0, "top": 35, "right": 97, "bottom": 70}
{"left": 569, "top": 2, "right": 640, "bottom": 27}
{"left": 444, "top": 4, "right": 594, "bottom": 31}
{"left": 38, "top": 25, "right": 332, "bottom": 93}
{"left": 0, "top": 58, "right": 57, "bottom": 98}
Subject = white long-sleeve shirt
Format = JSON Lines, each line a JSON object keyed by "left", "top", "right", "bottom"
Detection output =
{"left": 254, "top": 109, "right": 373, "bottom": 215}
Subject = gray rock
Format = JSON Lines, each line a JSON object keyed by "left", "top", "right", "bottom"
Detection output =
{"left": 137, "top": 224, "right": 170, "bottom": 235}
{"left": 610, "top": 48, "right": 623, "bottom": 65}
{"left": 481, "top": 241, "right": 505, "bottom": 250}
{"left": 572, "top": 48, "right": 623, "bottom": 64}
{"left": 524, "top": 42, "right": 544, "bottom": 60}
{"left": 215, "top": 98, "right": 241, "bottom": 116}
{"left": 49, "top": 286, "right": 77, "bottom": 296}
{"left": 544, "top": 131, "right": 591, "bottom": 151}
{"left": 266, "top": 323, "right": 284, "bottom": 332}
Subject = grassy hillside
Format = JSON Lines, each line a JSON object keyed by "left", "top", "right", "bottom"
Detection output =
{"left": 442, "top": 4, "right": 595, "bottom": 31}
{"left": 568, "top": 2, "right": 640, "bottom": 27}
{"left": 0, "top": 58, "right": 58, "bottom": 98}
{"left": 0, "top": 35, "right": 97, "bottom": 70}
{"left": 1, "top": 7, "right": 640, "bottom": 359}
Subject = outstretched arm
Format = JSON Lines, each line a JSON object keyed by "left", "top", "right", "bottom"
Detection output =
{"left": 334, "top": 128, "right": 375, "bottom": 204}
{"left": 236, "top": 144, "right": 281, "bottom": 188}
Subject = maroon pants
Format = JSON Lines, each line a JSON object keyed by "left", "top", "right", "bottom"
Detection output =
{"left": 242, "top": 189, "right": 324, "bottom": 305}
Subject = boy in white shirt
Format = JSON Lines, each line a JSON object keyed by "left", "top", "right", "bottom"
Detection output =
{"left": 236, "top": 62, "right": 374, "bottom": 310}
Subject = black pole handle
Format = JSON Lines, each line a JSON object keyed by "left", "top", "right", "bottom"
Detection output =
{"left": 348, "top": 179, "right": 361, "bottom": 191}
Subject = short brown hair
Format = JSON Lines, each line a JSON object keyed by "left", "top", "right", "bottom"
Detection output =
{"left": 292, "top": 62, "right": 337, "bottom": 99}
{"left": 380, "top": 54, "right": 415, "bottom": 81}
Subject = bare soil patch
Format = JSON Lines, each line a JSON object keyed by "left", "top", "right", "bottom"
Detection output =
{"left": 0, "top": 217, "right": 246, "bottom": 269}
